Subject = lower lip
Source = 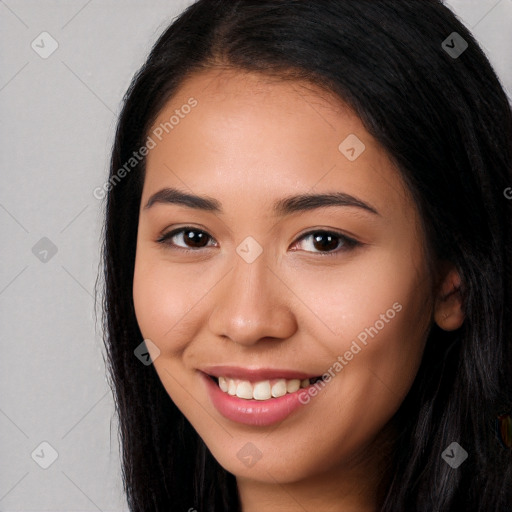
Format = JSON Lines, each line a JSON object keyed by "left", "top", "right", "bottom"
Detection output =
{"left": 201, "top": 372, "right": 313, "bottom": 427}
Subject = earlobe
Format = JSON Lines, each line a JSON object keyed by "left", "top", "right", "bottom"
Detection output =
{"left": 433, "top": 265, "right": 465, "bottom": 331}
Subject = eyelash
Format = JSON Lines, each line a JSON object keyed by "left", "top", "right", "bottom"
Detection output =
{"left": 155, "top": 227, "right": 362, "bottom": 256}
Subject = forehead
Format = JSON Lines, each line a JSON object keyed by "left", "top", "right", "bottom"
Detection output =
{"left": 142, "top": 68, "right": 412, "bottom": 221}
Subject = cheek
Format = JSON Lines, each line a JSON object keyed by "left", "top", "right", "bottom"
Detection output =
{"left": 284, "top": 249, "right": 431, "bottom": 397}
{"left": 133, "top": 251, "right": 180, "bottom": 344}
{"left": 283, "top": 248, "right": 429, "bottom": 342}
{"left": 132, "top": 249, "right": 216, "bottom": 352}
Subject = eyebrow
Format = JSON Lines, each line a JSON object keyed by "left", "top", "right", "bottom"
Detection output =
{"left": 144, "top": 187, "right": 380, "bottom": 216}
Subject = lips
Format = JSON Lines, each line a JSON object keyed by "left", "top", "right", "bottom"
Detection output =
{"left": 199, "top": 365, "right": 325, "bottom": 426}
{"left": 201, "top": 365, "right": 321, "bottom": 382}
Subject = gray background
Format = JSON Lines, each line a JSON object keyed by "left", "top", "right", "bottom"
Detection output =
{"left": 0, "top": 1, "right": 511, "bottom": 510}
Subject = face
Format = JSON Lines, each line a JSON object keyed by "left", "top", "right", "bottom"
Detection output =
{"left": 133, "top": 68, "right": 435, "bottom": 485}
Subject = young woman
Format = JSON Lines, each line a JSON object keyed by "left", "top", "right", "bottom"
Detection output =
{"left": 100, "top": 1, "right": 512, "bottom": 510}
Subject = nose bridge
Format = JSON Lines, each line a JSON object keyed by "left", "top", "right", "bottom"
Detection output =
{"left": 207, "top": 242, "right": 296, "bottom": 345}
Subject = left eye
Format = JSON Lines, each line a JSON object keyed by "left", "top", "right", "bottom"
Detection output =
{"left": 156, "top": 228, "right": 360, "bottom": 255}
{"left": 291, "top": 230, "right": 360, "bottom": 255}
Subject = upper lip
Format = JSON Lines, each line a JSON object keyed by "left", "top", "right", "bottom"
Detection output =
{"left": 200, "top": 365, "right": 320, "bottom": 382}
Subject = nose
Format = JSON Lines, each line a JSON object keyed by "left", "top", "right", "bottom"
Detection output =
{"left": 207, "top": 252, "right": 298, "bottom": 347}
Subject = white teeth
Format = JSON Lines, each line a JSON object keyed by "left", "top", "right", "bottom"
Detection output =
{"left": 218, "top": 376, "right": 228, "bottom": 392}
{"left": 216, "top": 376, "right": 316, "bottom": 400}
{"left": 286, "top": 379, "right": 301, "bottom": 393}
{"left": 236, "top": 381, "right": 253, "bottom": 399}
{"left": 271, "top": 379, "right": 287, "bottom": 398}
{"left": 253, "top": 381, "right": 272, "bottom": 400}
{"left": 227, "top": 379, "right": 237, "bottom": 396}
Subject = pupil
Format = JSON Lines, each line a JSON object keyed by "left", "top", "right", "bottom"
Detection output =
{"left": 313, "top": 233, "right": 339, "bottom": 252}
{"left": 185, "top": 230, "right": 207, "bottom": 248}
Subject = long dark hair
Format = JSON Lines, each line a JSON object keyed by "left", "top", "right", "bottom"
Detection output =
{"left": 99, "top": 1, "right": 512, "bottom": 510}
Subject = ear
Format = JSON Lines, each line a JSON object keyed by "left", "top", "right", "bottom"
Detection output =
{"left": 433, "top": 263, "right": 465, "bottom": 331}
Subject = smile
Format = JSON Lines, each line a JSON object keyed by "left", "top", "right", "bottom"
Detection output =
{"left": 215, "top": 376, "right": 321, "bottom": 400}
{"left": 200, "top": 367, "right": 326, "bottom": 426}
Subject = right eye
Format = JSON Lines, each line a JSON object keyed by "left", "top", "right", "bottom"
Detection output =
{"left": 156, "top": 227, "right": 217, "bottom": 252}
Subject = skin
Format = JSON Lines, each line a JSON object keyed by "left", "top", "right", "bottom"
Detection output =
{"left": 132, "top": 68, "right": 465, "bottom": 512}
